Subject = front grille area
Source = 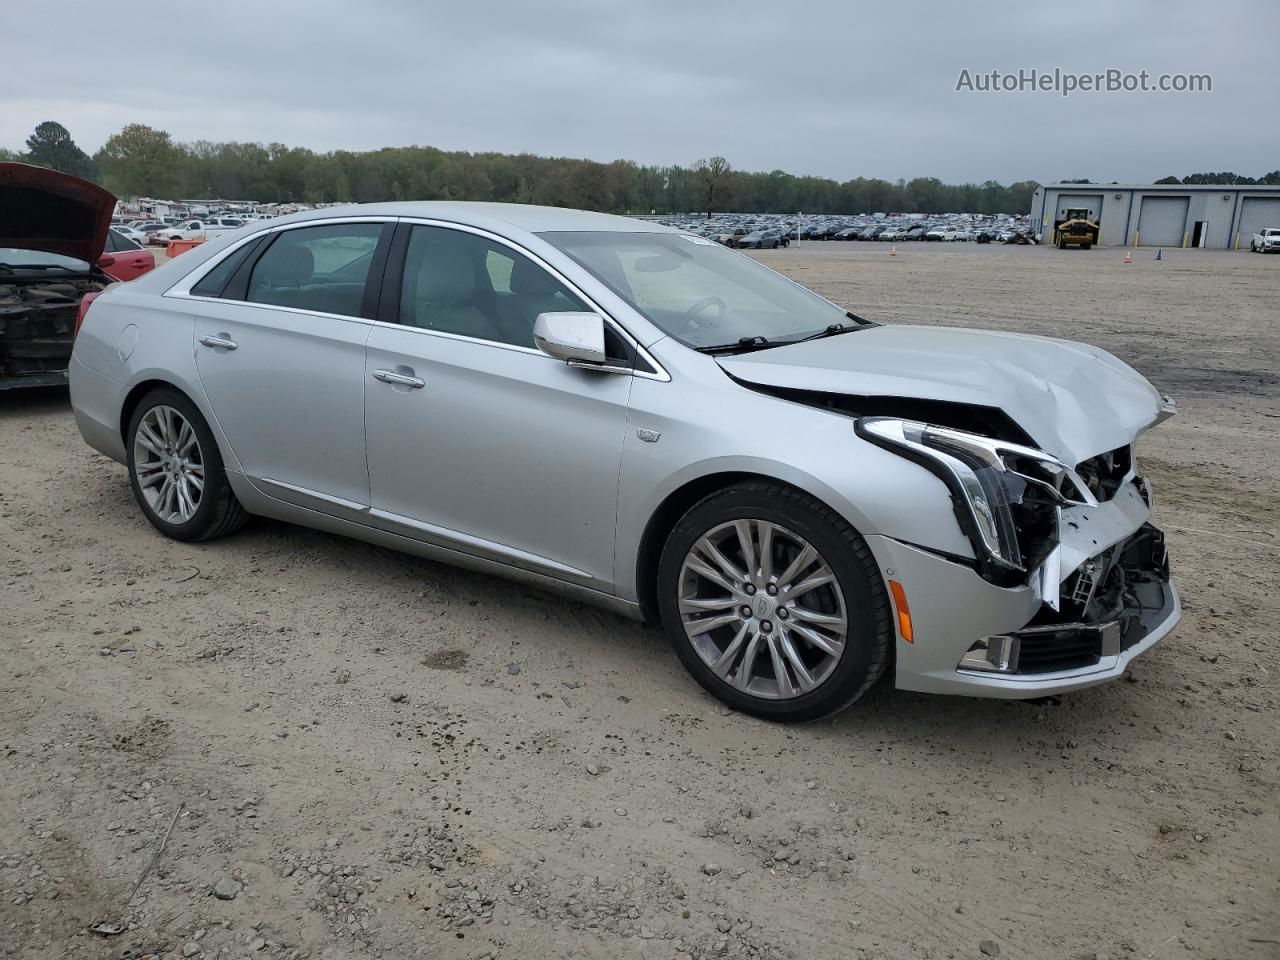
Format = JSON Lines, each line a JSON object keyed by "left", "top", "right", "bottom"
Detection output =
{"left": 1006, "top": 523, "right": 1172, "bottom": 676}
{"left": 1075, "top": 444, "right": 1133, "bottom": 501}
{"left": 1017, "top": 627, "right": 1104, "bottom": 673}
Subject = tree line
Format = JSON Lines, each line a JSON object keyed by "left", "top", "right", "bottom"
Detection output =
{"left": 10, "top": 119, "right": 1265, "bottom": 217}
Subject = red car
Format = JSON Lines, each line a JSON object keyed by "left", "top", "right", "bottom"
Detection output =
{"left": 102, "top": 227, "right": 157, "bottom": 282}
{"left": 0, "top": 162, "right": 154, "bottom": 390}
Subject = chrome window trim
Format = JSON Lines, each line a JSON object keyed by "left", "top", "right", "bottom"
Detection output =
{"left": 163, "top": 216, "right": 400, "bottom": 298}
{"left": 166, "top": 215, "right": 669, "bottom": 382}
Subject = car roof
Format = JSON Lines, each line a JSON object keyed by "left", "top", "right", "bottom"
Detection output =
{"left": 261, "top": 201, "right": 679, "bottom": 236}
{"left": 121, "top": 202, "right": 685, "bottom": 296}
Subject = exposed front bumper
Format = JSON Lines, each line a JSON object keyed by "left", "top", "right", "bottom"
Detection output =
{"left": 0, "top": 370, "right": 69, "bottom": 391}
{"left": 868, "top": 499, "right": 1180, "bottom": 698}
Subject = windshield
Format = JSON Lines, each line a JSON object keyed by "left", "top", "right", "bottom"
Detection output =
{"left": 0, "top": 248, "right": 90, "bottom": 271}
{"left": 539, "top": 231, "right": 850, "bottom": 349}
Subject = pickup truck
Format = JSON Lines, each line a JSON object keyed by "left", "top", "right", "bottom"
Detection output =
{"left": 1250, "top": 227, "right": 1280, "bottom": 253}
{"left": 152, "top": 218, "right": 244, "bottom": 244}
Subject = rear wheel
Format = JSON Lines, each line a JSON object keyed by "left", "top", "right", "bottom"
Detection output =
{"left": 127, "top": 388, "right": 248, "bottom": 541}
{"left": 657, "top": 483, "right": 893, "bottom": 721}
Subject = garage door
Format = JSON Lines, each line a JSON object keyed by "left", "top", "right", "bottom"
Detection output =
{"left": 1055, "top": 194, "right": 1103, "bottom": 223}
{"left": 1236, "top": 197, "right": 1280, "bottom": 248}
{"left": 1136, "top": 196, "right": 1189, "bottom": 246}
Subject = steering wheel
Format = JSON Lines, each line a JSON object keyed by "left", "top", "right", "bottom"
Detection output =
{"left": 681, "top": 295, "right": 727, "bottom": 330}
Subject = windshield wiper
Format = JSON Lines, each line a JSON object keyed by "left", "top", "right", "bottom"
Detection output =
{"left": 782, "top": 322, "right": 870, "bottom": 345}
{"left": 694, "top": 335, "right": 775, "bottom": 355}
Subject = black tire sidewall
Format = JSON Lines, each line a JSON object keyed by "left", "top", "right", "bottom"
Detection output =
{"left": 657, "top": 486, "right": 890, "bottom": 721}
{"left": 126, "top": 388, "right": 229, "bottom": 542}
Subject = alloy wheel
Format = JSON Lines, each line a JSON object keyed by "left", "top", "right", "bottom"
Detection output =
{"left": 677, "top": 519, "right": 849, "bottom": 699}
{"left": 133, "top": 405, "right": 205, "bottom": 524}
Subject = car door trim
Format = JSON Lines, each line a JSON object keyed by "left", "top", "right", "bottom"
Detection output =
{"left": 368, "top": 506, "right": 594, "bottom": 582}
{"left": 258, "top": 477, "right": 371, "bottom": 515}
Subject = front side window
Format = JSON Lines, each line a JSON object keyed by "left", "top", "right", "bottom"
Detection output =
{"left": 397, "top": 226, "right": 587, "bottom": 349}
{"left": 246, "top": 224, "right": 381, "bottom": 318}
{"left": 539, "top": 231, "right": 850, "bottom": 349}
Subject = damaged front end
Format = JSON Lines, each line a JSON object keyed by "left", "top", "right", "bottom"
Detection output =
{"left": 959, "top": 521, "right": 1175, "bottom": 677}
{"left": 0, "top": 272, "right": 109, "bottom": 389}
{"left": 855, "top": 413, "right": 1179, "bottom": 690}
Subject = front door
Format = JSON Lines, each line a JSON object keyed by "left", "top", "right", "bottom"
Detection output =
{"left": 193, "top": 221, "right": 385, "bottom": 514}
{"left": 364, "top": 223, "right": 633, "bottom": 588}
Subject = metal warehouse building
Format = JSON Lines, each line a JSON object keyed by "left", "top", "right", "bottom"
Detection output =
{"left": 1031, "top": 182, "right": 1280, "bottom": 249}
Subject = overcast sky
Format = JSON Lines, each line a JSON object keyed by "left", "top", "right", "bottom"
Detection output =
{"left": 5, "top": 1, "right": 1276, "bottom": 184}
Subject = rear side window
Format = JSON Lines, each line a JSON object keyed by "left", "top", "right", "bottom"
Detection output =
{"left": 107, "top": 230, "right": 140, "bottom": 252}
{"left": 191, "top": 239, "right": 262, "bottom": 298}
{"left": 246, "top": 224, "right": 381, "bottom": 318}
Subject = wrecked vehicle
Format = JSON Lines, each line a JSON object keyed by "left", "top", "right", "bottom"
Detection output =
{"left": 69, "top": 203, "right": 1180, "bottom": 720}
{"left": 0, "top": 163, "right": 119, "bottom": 389}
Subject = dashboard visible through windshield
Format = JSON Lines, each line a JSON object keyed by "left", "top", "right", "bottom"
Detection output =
{"left": 538, "top": 231, "right": 857, "bottom": 350}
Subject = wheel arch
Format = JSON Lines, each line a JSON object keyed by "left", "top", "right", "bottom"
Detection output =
{"left": 119, "top": 377, "right": 233, "bottom": 474}
{"left": 119, "top": 378, "right": 185, "bottom": 445}
{"left": 635, "top": 470, "right": 842, "bottom": 622}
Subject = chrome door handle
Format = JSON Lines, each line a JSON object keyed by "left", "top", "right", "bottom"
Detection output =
{"left": 373, "top": 369, "right": 425, "bottom": 389}
{"left": 198, "top": 334, "right": 238, "bottom": 350}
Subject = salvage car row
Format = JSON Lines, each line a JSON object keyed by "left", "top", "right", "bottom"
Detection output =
{"left": 665, "top": 212, "right": 1036, "bottom": 247}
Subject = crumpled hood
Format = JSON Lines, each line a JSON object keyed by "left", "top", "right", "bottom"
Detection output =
{"left": 718, "top": 324, "right": 1166, "bottom": 464}
{"left": 0, "top": 162, "right": 116, "bottom": 264}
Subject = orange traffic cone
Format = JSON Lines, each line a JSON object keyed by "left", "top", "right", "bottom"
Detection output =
{"left": 1123, "top": 251, "right": 1133, "bottom": 264}
{"left": 890, "top": 245, "right": 898, "bottom": 257}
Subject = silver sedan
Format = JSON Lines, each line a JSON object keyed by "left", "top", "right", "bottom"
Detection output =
{"left": 69, "top": 203, "right": 1180, "bottom": 720}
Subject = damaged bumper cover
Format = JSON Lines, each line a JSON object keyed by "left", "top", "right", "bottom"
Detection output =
{"left": 866, "top": 471, "right": 1179, "bottom": 698}
{"left": 958, "top": 522, "right": 1177, "bottom": 678}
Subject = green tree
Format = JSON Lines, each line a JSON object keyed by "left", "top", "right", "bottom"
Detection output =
{"left": 693, "top": 156, "right": 732, "bottom": 218}
{"left": 95, "top": 124, "right": 184, "bottom": 197}
{"left": 24, "top": 121, "right": 94, "bottom": 178}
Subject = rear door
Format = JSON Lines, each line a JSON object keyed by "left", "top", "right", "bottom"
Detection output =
{"left": 102, "top": 230, "right": 154, "bottom": 281}
{"left": 363, "top": 222, "right": 635, "bottom": 588}
{"left": 191, "top": 220, "right": 391, "bottom": 515}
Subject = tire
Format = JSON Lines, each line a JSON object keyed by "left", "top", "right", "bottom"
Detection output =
{"left": 126, "top": 387, "right": 249, "bottom": 542}
{"left": 657, "top": 482, "right": 893, "bottom": 721}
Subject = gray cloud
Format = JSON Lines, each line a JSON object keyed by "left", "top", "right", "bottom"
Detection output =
{"left": 5, "top": 0, "right": 1275, "bottom": 183}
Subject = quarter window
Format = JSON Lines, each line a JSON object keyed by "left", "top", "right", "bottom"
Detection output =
{"left": 398, "top": 226, "right": 587, "bottom": 349}
{"left": 246, "top": 224, "right": 382, "bottom": 318}
{"left": 191, "top": 238, "right": 262, "bottom": 298}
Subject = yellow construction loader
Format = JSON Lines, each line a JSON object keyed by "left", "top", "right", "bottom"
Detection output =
{"left": 1053, "top": 208, "right": 1100, "bottom": 249}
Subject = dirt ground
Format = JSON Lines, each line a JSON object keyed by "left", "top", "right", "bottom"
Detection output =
{"left": 1, "top": 243, "right": 1277, "bottom": 960}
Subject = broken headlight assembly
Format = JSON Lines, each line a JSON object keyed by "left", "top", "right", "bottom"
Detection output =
{"left": 855, "top": 417, "right": 1098, "bottom": 586}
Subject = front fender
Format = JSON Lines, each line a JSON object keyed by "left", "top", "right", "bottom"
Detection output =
{"left": 615, "top": 359, "right": 975, "bottom": 604}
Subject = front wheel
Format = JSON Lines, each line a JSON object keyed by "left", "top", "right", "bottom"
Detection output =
{"left": 657, "top": 483, "right": 893, "bottom": 721}
{"left": 127, "top": 388, "right": 248, "bottom": 541}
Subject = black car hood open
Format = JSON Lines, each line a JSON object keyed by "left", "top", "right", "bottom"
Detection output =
{"left": 0, "top": 162, "right": 117, "bottom": 264}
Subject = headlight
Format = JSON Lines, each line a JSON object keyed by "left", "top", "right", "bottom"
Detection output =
{"left": 856, "top": 417, "right": 1097, "bottom": 585}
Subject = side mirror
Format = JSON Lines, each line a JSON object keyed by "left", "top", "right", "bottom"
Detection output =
{"left": 533, "top": 312, "right": 608, "bottom": 365}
